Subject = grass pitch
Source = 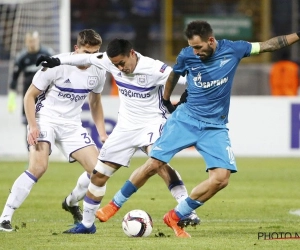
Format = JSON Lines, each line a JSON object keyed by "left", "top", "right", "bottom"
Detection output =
{"left": 0, "top": 157, "right": 300, "bottom": 250}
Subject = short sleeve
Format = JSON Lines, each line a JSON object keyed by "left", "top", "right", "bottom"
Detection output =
{"left": 32, "top": 67, "right": 57, "bottom": 91}
{"left": 173, "top": 49, "right": 188, "bottom": 76}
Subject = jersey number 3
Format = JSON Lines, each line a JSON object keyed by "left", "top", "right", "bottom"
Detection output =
{"left": 81, "top": 133, "right": 92, "bottom": 144}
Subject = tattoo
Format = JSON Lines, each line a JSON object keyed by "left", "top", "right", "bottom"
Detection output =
{"left": 164, "top": 71, "right": 180, "bottom": 99}
{"left": 260, "top": 35, "right": 289, "bottom": 52}
{"left": 168, "top": 71, "right": 180, "bottom": 86}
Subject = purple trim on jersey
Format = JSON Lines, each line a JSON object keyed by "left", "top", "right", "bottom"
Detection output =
{"left": 35, "top": 85, "right": 49, "bottom": 113}
{"left": 25, "top": 170, "right": 38, "bottom": 183}
{"left": 159, "top": 123, "right": 163, "bottom": 136}
{"left": 68, "top": 144, "right": 96, "bottom": 163}
{"left": 55, "top": 85, "right": 92, "bottom": 93}
{"left": 115, "top": 80, "right": 156, "bottom": 92}
{"left": 158, "top": 86, "right": 167, "bottom": 118}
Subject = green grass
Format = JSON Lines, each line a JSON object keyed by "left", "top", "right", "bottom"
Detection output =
{"left": 0, "top": 157, "right": 300, "bottom": 250}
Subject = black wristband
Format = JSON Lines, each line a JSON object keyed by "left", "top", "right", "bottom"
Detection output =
{"left": 297, "top": 31, "right": 300, "bottom": 38}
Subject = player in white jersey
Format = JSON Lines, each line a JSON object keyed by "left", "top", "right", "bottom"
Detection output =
{"left": 0, "top": 29, "right": 107, "bottom": 232}
{"left": 36, "top": 38, "right": 200, "bottom": 234}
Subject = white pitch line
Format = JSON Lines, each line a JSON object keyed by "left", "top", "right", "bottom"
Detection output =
{"left": 289, "top": 209, "right": 300, "bottom": 216}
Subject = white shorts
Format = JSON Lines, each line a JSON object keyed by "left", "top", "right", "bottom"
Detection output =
{"left": 29, "top": 118, "right": 96, "bottom": 162}
{"left": 99, "top": 120, "right": 165, "bottom": 167}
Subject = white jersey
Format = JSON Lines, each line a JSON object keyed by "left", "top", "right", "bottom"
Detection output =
{"left": 33, "top": 54, "right": 106, "bottom": 123}
{"left": 59, "top": 52, "right": 184, "bottom": 129}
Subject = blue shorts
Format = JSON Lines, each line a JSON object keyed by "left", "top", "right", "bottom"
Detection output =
{"left": 149, "top": 108, "right": 237, "bottom": 173}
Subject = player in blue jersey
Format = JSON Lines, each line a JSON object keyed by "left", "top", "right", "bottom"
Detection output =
{"left": 96, "top": 20, "right": 300, "bottom": 238}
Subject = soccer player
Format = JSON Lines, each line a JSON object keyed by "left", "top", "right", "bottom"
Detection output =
{"left": 0, "top": 29, "right": 107, "bottom": 232}
{"left": 7, "top": 31, "right": 54, "bottom": 141}
{"left": 95, "top": 21, "right": 300, "bottom": 238}
{"left": 36, "top": 38, "right": 200, "bottom": 234}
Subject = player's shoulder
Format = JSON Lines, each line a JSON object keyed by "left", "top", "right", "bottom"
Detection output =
{"left": 219, "top": 39, "right": 250, "bottom": 49}
{"left": 139, "top": 54, "right": 169, "bottom": 72}
{"left": 90, "top": 64, "right": 106, "bottom": 76}
{"left": 177, "top": 46, "right": 193, "bottom": 59}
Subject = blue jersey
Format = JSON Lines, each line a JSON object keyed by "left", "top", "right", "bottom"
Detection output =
{"left": 173, "top": 39, "right": 252, "bottom": 124}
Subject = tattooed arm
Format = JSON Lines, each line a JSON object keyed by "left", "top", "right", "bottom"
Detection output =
{"left": 258, "top": 33, "right": 300, "bottom": 53}
{"left": 163, "top": 71, "right": 181, "bottom": 101}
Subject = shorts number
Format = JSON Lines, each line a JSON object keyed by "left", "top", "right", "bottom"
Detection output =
{"left": 226, "top": 146, "right": 235, "bottom": 164}
{"left": 81, "top": 133, "right": 91, "bottom": 144}
{"left": 147, "top": 132, "right": 153, "bottom": 143}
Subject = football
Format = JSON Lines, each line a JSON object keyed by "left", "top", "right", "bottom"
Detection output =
{"left": 122, "top": 209, "right": 153, "bottom": 237}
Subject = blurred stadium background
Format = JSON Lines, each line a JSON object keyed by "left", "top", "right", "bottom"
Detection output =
{"left": 0, "top": 0, "right": 299, "bottom": 160}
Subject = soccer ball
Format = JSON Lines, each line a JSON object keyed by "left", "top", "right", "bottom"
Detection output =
{"left": 122, "top": 209, "right": 153, "bottom": 237}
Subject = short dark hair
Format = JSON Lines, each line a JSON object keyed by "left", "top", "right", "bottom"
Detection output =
{"left": 184, "top": 21, "right": 213, "bottom": 40}
{"left": 77, "top": 29, "right": 102, "bottom": 47}
{"left": 106, "top": 38, "right": 133, "bottom": 58}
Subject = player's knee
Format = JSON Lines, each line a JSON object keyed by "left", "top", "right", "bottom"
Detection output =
{"left": 92, "top": 161, "right": 117, "bottom": 186}
{"left": 88, "top": 182, "right": 106, "bottom": 197}
{"left": 28, "top": 164, "right": 47, "bottom": 179}
{"left": 209, "top": 175, "right": 229, "bottom": 190}
{"left": 143, "top": 158, "right": 164, "bottom": 176}
{"left": 90, "top": 171, "right": 107, "bottom": 186}
{"left": 94, "top": 160, "right": 117, "bottom": 177}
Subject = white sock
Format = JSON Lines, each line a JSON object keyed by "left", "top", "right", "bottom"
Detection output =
{"left": 82, "top": 199, "right": 100, "bottom": 228}
{"left": 66, "top": 172, "right": 90, "bottom": 207}
{"left": 0, "top": 171, "right": 36, "bottom": 222}
{"left": 168, "top": 168, "right": 189, "bottom": 203}
{"left": 170, "top": 184, "right": 189, "bottom": 203}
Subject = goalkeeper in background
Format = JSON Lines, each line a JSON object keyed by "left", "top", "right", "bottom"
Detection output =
{"left": 7, "top": 31, "right": 54, "bottom": 140}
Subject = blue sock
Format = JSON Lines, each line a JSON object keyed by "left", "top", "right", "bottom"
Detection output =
{"left": 175, "top": 197, "right": 204, "bottom": 219}
{"left": 113, "top": 180, "right": 137, "bottom": 208}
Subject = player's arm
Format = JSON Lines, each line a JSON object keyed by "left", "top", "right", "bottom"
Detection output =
{"left": 163, "top": 71, "right": 180, "bottom": 101}
{"left": 24, "top": 84, "right": 42, "bottom": 145}
{"left": 88, "top": 92, "right": 108, "bottom": 144}
{"left": 36, "top": 53, "right": 107, "bottom": 70}
{"left": 252, "top": 32, "right": 300, "bottom": 55}
{"left": 162, "top": 71, "right": 181, "bottom": 113}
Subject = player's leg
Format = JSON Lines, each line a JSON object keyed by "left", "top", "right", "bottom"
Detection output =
{"left": 164, "top": 168, "right": 231, "bottom": 238}
{"left": 156, "top": 163, "right": 200, "bottom": 227}
{"left": 0, "top": 142, "right": 50, "bottom": 232}
{"left": 95, "top": 157, "right": 162, "bottom": 223}
{"left": 64, "top": 160, "right": 121, "bottom": 234}
{"left": 164, "top": 122, "right": 237, "bottom": 237}
{"left": 96, "top": 116, "right": 197, "bottom": 226}
{"left": 95, "top": 122, "right": 164, "bottom": 221}
{"left": 62, "top": 145, "right": 99, "bottom": 225}
{"left": 63, "top": 127, "right": 130, "bottom": 233}
{"left": 57, "top": 125, "right": 98, "bottom": 226}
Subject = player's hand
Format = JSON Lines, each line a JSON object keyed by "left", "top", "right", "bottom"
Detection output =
{"left": 174, "top": 89, "right": 188, "bottom": 108}
{"left": 27, "top": 125, "right": 40, "bottom": 146}
{"left": 162, "top": 98, "right": 176, "bottom": 114}
{"left": 36, "top": 55, "right": 61, "bottom": 68}
{"left": 100, "top": 133, "right": 109, "bottom": 144}
{"left": 7, "top": 91, "right": 16, "bottom": 113}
